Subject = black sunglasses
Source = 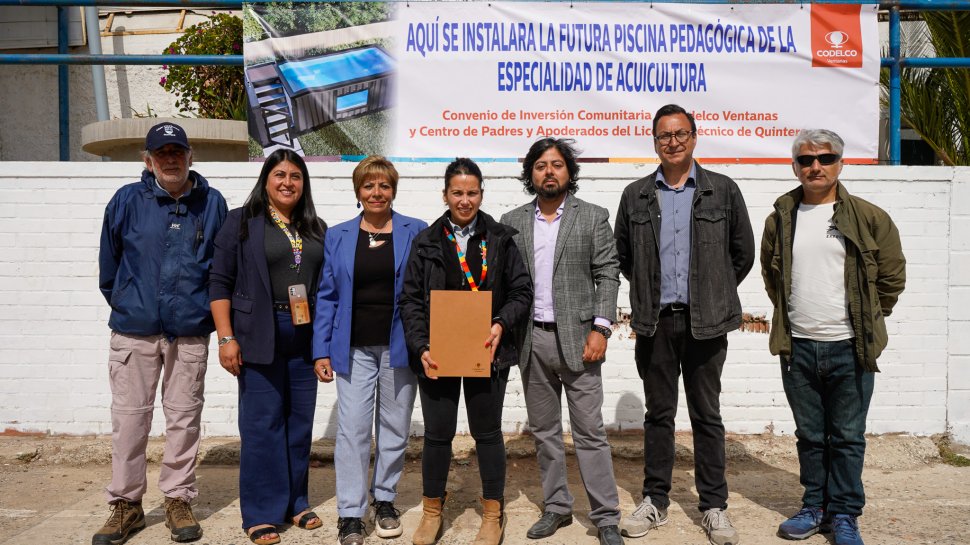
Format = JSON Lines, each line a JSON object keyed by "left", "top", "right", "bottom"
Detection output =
{"left": 795, "top": 153, "right": 841, "bottom": 167}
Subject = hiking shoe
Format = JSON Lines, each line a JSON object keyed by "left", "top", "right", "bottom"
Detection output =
{"left": 597, "top": 524, "right": 625, "bottom": 545}
{"left": 778, "top": 507, "right": 825, "bottom": 540}
{"left": 92, "top": 499, "right": 146, "bottom": 545}
{"left": 164, "top": 497, "right": 202, "bottom": 542}
{"left": 832, "top": 514, "right": 865, "bottom": 545}
{"left": 371, "top": 500, "right": 403, "bottom": 538}
{"left": 621, "top": 497, "right": 668, "bottom": 537}
{"left": 701, "top": 508, "right": 740, "bottom": 545}
{"left": 337, "top": 517, "right": 365, "bottom": 545}
{"left": 526, "top": 511, "right": 573, "bottom": 539}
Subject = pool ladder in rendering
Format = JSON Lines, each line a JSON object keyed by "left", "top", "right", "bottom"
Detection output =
{"left": 254, "top": 78, "right": 295, "bottom": 148}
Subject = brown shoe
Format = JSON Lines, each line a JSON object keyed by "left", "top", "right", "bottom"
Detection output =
{"left": 92, "top": 500, "right": 146, "bottom": 545}
{"left": 164, "top": 497, "right": 203, "bottom": 542}
{"left": 472, "top": 497, "right": 505, "bottom": 545}
{"left": 412, "top": 494, "right": 446, "bottom": 545}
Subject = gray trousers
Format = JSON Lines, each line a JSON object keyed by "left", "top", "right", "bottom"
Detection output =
{"left": 334, "top": 345, "right": 417, "bottom": 518}
{"left": 522, "top": 326, "right": 621, "bottom": 527}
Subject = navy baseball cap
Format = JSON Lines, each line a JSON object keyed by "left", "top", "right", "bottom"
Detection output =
{"left": 145, "top": 122, "right": 190, "bottom": 151}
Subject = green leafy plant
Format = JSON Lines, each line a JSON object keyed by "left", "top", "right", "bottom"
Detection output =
{"left": 882, "top": 12, "right": 970, "bottom": 166}
{"left": 161, "top": 13, "right": 245, "bottom": 120}
{"left": 247, "top": 1, "right": 391, "bottom": 40}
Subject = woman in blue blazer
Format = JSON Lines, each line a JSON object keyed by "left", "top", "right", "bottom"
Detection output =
{"left": 210, "top": 149, "right": 326, "bottom": 545}
{"left": 312, "top": 156, "right": 427, "bottom": 545}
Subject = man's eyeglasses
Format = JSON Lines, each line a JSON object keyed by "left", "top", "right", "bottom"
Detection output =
{"left": 654, "top": 130, "right": 695, "bottom": 145}
{"left": 795, "top": 153, "right": 840, "bottom": 167}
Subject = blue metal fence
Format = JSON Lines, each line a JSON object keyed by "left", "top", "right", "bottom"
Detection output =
{"left": 0, "top": 0, "right": 967, "bottom": 162}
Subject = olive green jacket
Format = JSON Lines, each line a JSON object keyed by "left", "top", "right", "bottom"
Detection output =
{"left": 760, "top": 182, "right": 906, "bottom": 372}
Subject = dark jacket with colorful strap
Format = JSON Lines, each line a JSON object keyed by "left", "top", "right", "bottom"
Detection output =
{"left": 760, "top": 182, "right": 906, "bottom": 372}
{"left": 399, "top": 211, "right": 533, "bottom": 375}
{"left": 99, "top": 169, "right": 227, "bottom": 337}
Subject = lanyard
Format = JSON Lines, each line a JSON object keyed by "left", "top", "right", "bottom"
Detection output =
{"left": 444, "top": 225, "right": 487, "bottom": 291}
{"left": 269, "top": 206, "right": 302, "bottom": 273}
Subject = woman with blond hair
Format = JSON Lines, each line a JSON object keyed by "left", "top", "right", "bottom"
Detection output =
{"left": 313, "top": 156, "right": 427, "bottom": 545}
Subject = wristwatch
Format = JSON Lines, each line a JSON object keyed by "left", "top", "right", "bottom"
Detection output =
{"left": 592, "top": 325, "right": 612, "bottom": 339}
{"left": 218, "top": 336, "right": 236, "bottom": 346}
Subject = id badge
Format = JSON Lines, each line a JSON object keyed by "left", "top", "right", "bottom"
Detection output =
{"left": 288, "top": 284, "right": 311, "bottom": 325}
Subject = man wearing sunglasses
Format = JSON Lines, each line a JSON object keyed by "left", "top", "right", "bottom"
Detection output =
{"left": 760, "top": 129, "right": 905, "bottom": 545}
{"left": 614, "top": 104, "right": 754, "bottom": 545}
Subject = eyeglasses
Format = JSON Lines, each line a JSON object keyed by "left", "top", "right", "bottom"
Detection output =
{"left": 654, "top": 130, "right": 695, "bottom": 145}
{"left": 795, "top": 153, "right": 840, "bottom": 167}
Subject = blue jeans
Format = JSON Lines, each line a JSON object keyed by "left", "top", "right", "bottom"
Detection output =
{"left": 783, "top": 338, "right": 874, "bottom": 516}
{"left": 334, "top": 345, "right": 417, "bottom": 518}
{"left": 237, "top": 311, "right": 317, "bottom": 529}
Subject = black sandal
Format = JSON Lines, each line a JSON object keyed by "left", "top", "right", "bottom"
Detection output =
{"left": 295, "top": 511, "right": 322, "bottom": 530}
{"left": 248, "top": 525, "right": 281, "bottom": 545}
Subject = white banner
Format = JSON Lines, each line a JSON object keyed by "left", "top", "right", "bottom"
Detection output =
{"left": 392, "top": 2, "right": 879, "bottom": 163}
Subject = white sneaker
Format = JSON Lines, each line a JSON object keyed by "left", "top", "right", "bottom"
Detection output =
{"left": 701, "top": 508, "right": 739, "bottom": 545}
{"left": 620, "top": 497, "right": 667, "bottom": 538}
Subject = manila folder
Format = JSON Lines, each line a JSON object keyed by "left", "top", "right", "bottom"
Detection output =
{"left": 429, "top": 290, "right": 493, "bottom": 378}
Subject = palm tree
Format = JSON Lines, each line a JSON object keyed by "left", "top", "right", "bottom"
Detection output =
{"left": 883, "top": 11, "right": 970, "bottom": 166}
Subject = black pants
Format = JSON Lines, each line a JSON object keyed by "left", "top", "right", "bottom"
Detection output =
{"left": 635, "top": 309, "right": 728, "bottom": 512}
{"left": 418, "top": 368, "right": 510, "bottom": 500}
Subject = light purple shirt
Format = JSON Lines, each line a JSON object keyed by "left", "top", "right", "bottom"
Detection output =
{"left": 532, "top": 200, "right": 611, "bottom": 327}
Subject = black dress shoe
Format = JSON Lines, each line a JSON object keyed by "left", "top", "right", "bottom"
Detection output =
{"left": 527, "top": 511, "right": 573, "bottom": 539}
{"left": 598, "top": 525, "right": 625, "bottom": 545}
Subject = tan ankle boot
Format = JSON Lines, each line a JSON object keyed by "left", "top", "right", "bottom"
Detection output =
{"left": 472, "top": 497, "right": 505, "bottom": 545}
{"left": 412, "top": 495, "right": 445, "bottom": 545}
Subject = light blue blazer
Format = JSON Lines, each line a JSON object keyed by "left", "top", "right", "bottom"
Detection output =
{"left": 312, "top": 210, "right": 427, "bottom": 374}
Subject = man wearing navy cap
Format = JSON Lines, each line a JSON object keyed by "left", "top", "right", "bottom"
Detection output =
{"left": 94, "top": 122, "right": 227, "bottom": 545}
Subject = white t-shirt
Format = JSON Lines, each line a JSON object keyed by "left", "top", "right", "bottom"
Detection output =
{"left": 789, "top": 202, "right": 854, "bottom": 341}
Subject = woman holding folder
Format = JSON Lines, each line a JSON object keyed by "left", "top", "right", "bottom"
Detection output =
{"left": 399, "top": 157, "right": 533, "bottom": 545}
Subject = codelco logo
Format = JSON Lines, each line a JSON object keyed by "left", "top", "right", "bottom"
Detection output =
{"left": 812, "top": 5, "right": 863, "bottom": 68}
{"left": 825, "top": 31, "right": 849, "bottom": 47}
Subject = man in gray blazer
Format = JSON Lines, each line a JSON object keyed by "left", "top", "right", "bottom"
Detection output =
{"left": 501, "top": 138, "right": 624, "bottom": 545}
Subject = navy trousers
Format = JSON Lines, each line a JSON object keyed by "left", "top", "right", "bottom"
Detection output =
{"left": 238, "top": 311, "right": 318, "bottom": 529}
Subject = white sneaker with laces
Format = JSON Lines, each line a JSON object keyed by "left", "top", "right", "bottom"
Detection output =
{"left": 620, "top": 497, "right": 668, "bottom": 538}
{"left": 701, "top": 508, "right": 740, "bottom": 545}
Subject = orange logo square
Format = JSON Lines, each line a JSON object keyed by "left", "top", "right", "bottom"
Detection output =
{"left": 811, "top": 4, "right": 863, "bottom": 68}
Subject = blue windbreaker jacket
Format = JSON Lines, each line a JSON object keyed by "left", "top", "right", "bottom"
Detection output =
{"left": 99, "top": 169, "right": 228, "bottom": 337}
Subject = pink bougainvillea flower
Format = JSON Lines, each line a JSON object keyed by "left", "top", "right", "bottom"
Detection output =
{"left": 159, "top": 76, "right": 167, "bottom": 86}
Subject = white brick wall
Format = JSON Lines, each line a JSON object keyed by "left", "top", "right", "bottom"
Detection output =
{"left": 0, "top": 161, "right": 964, "bottom": 441}
{"left": 947, "top": 169, "right": 970, "bottom": 441}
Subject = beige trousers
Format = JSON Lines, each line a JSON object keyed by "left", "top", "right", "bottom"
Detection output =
{"left": 105, "top": 331, "right": 208, "bottom": 503}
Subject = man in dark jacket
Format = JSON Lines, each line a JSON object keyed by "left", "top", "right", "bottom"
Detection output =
{"left": 761, "top": 129, "right": 905, "bottom": 545}
{"left": 614, "top": 104, "right": 754, "bottom": 545}
{"left": 502, "top": 138, "right": 624, "bottom": 545}
{"left": 95, "top": 122, "right": 227, "bottom": 545}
